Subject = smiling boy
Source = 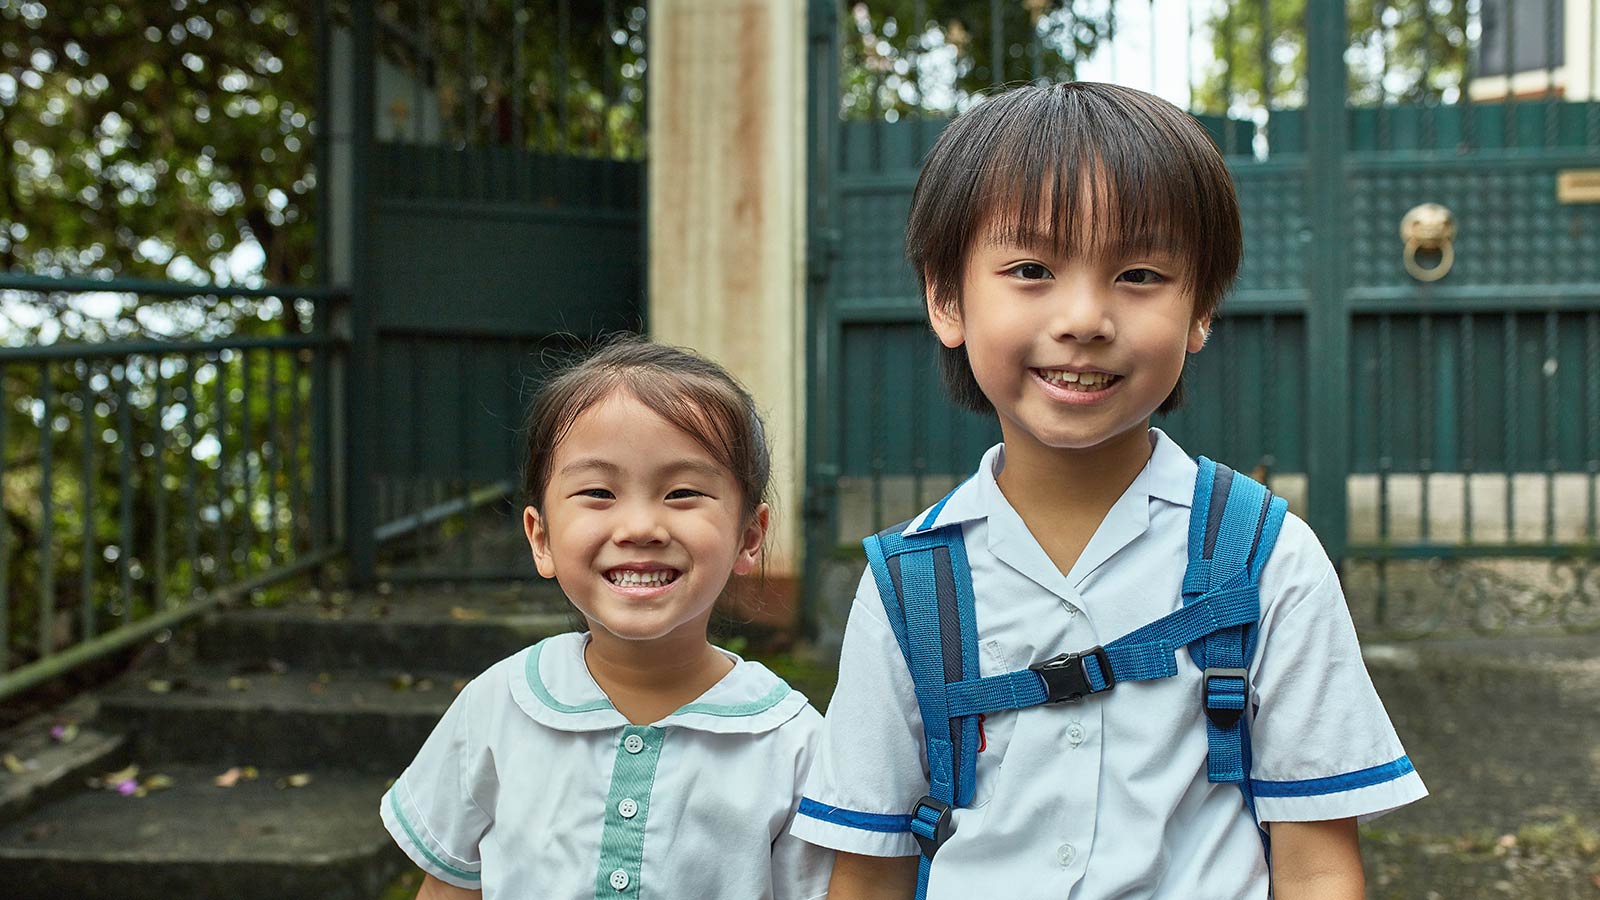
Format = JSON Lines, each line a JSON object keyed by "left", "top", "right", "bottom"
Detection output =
{"left": 791, "top": 82, "right": 1425, "bottom": 899}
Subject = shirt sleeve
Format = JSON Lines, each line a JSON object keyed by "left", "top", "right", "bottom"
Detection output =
{"left": 1247, "top": 513, "right": 1428, "bottom": 824}
{"left": 773, "top": 707, "right": 836, "bottom": 899}
{"left": 791, "top": 569, "right": 926, "bottom": 858}
{"left": 380, "top": 679, "right": 494, "bottom": 889}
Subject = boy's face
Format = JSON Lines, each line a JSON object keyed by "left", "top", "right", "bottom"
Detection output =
{"left": 927, "top": 225, "right": 1207, "bottom": 458}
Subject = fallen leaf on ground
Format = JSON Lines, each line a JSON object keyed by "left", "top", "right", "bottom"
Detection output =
{"left": 450, "top": 606, "right": 486, "bottom": 621}
{"left": 142, "top": 774, "right": 174, "bottom": 793}
{"left": 227, "top": 677, "right": 251, "bottom": 692}
{"left": 146, "top": 679, "right": 173, "bottom": 694}
{"left": 414, "top": 678, "right": 434, "bottom": 692}
{"left": 213, "top": 766, "right": 260, "bottom": 787}
{"left": 276, "top": 772, "right": 313, "bottom": 789}
{"left": 390, "top": 673, "right": 415, "bottom": 691}
{"left": 49, "top": 723, "right": 79, "bottom": 744}
{"left": 452, "top": 679, "right": 468, "bottom": 692}
{"left": 3, "top": 754, "right": 27, "bottom": 775}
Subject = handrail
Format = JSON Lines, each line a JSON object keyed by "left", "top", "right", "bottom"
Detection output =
{"left": 0, "top": 334, "right": 339, "bottom": 362}
{"left": 0, "top": 273, "right": 347, "bottom": 303}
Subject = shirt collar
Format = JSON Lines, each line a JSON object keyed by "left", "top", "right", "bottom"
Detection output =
{"left": 508, "top": 632, "right": 807, "bottom": 735}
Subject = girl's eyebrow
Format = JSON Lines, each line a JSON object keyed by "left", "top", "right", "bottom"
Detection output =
{"left": 557, "top": 458, "right": 622, "bottom": 479}
{"left": 557, "top": 457, "right": 725, "bottom": 481}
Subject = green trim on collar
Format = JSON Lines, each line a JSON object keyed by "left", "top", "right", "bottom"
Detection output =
{"left": 388, "top": 790, "right": 482, "bottom": 882}
{"left": 672, "top": 680, "right": 791, "bottom": 718}
{"left": 525, "top": 639, "right": 614, "bottom": 714}
{"left": 593, "top": 725, "right": 664, "bottom": 898}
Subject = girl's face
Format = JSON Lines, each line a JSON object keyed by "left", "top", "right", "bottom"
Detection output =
{"left": 523, "top": 391, "right": 767, "bottom": 647}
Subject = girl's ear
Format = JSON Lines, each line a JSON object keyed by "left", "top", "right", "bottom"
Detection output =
{"left": 524, "top": 506, "right": 558, "bottom": 578}
{"left": 926, "top": 290, "right": 966, "bottom": 349}
{"left": 1187, "top": 315, "right": 1211, "bottom": 354}
{"left": 732, "top": 503, "right": 770, "bottom": 576}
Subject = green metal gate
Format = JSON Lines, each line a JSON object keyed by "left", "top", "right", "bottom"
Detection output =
{"left": 804, "top": 0, "right": 1600, "bottom": 638}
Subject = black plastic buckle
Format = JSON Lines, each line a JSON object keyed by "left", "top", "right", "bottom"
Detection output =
{"left": 1203, "top": 667, "right": 1250, "bottom": 729}
{"left": 1031, "top": 646, "right": 1114, "bottom": 703}
{"left": 910, "top": 796, "right": 953, "bottom": 859}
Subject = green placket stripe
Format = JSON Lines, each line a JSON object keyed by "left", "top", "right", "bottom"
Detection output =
{"left": 526, "top": 640, "right": 616, "bottom": 714}
{"left": 593, "top": 725, "right": 664, "bottom": 899}
{"left": 388, "top": 789, "right": 482, "bottom": 882}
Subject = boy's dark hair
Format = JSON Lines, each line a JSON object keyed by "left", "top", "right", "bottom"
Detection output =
{"left": 520, "top": 335, "right": 770, "bottom": 521}
{"left": 906, "top": 81, "right": 1243, "bottom": 415}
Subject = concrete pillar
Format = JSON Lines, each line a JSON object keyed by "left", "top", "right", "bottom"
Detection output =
{"left": 648, "top": 0, "right": 808, "bottom": 622}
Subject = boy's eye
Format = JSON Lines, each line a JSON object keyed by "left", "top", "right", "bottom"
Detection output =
{"left": 1117, "top": 268, "right": 1165, "bottom": 286}
{"left": 1007, "top": 263, "right": 1053, "bottom": 281}
{"left": 666, "top": 488, "right": 704, "bottom": 500}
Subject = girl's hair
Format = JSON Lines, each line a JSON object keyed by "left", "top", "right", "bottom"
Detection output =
{"left": 520, "top": 335, "right": 771, "bottom": 520}
{"left": 906, "top": 81, "right": 1243, "bottom": 415}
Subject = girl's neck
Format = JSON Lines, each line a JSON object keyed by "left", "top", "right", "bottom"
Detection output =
{"left": 582, "top": 624, "right": 734, "bottom": 726}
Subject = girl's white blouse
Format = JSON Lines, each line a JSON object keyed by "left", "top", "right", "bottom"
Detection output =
{"left": 381, "top": 631, "right": 832, "bottom": 899}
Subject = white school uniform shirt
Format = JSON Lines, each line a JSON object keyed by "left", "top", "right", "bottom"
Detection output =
{"left": 792, "top": 429, "right": 1426, "bottom": 900}
{"left": 381, "top": 631, "right": 833, "bottom": 899}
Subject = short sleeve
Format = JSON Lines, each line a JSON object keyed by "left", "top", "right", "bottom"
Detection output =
{"left": 380, "top": 680, "right": 495, "bottom": 889}
{"left": 773, "top": 705, "right": 836, "bottom": 899}
{"left": 1247, "top": 514, "right": 1428, "bottom": 824}
{"left": 791, "top": 569, "right": 926, "bottom": 858}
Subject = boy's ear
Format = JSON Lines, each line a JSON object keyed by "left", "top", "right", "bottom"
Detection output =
{"left": 524, "top": 506, "right": 558, "bottom": 578}
{"left": 732, "top": 503, "right": 770, "bottom": 577}
{"left": 1187, "top": 315, "right": 1211, "bottom": 354}
{"left": 926, "top": 289, "right": 966, "bottom": 349}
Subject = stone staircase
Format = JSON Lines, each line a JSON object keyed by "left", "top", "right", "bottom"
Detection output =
{"left": 0, "top": 584, "right": 574, "bottom": 900}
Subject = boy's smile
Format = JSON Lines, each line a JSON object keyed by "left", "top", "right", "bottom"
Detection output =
{"left": 929, "top": 232, "right": 1206, "bottom": 460}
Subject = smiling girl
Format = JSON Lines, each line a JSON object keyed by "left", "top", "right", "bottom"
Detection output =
{"left": 381, "top": 337, "right": 833, "bottom": 900}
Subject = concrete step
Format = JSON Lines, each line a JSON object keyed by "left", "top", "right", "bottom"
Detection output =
{"left": 198, "top": 585, "right": 575, "bottom": 672}
{"left": 0, "top": 763, "right": 405, "bottom": 900}
{"left": 0, "top": 698, "right": 127, "bottom": 824}
{"left": 97, "top": 663, "right": 465, "bottom": 775}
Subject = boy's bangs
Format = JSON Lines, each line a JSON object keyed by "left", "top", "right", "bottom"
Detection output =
{"left": 972, "top": 100, "right": 1203, "bottom": 275}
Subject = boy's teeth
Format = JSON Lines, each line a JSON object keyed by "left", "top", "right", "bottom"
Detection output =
{"left": 1039, "top": 369, "right": 1115, "bottom": 389}
{"left": 609, "top": 569, "right": 677, "bottom": 587}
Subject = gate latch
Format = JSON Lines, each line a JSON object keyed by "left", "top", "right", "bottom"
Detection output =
{"left": 1399, "top": 203, "right": 1456, "bottom": 283}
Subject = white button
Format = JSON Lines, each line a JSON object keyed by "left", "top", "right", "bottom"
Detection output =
{"left": 618, "top": 798, "right": 638, "bottom": 818}
{"left": 609, "top": 869, "right": 630, "bottom": 891}
{"left": 623, "top": 734, "right": 644, "bottom": 754}
{"left": 1057, "top": 843, "right": 1076, "bottom": 866}
{"left": 1066, "top": 722, "right": 1086, "bottom": 745}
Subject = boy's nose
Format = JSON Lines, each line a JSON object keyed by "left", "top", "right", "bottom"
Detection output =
{"left": 1048, "top": 286, "right": 1115, "bottom": 343}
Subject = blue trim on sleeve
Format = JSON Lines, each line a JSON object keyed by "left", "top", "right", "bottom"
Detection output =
{"left": 797, "top": 798, "right": 913, "bottom": 833}
{"left": 1250, "top": 755, "right": 1416, "bottom": 798}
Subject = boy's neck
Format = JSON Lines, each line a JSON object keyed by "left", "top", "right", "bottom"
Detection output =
{"left": 994, "top": 422, "right": 1155, "bottom": 576}
{"left": 582, "top": 626, "right": 734, "bottom": 726}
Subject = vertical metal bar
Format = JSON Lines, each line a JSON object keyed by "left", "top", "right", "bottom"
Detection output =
{"left": 1589, "top": 0, "right": 1599, "bottom": 147}
{"left": 457, "top": 340, "right": 472, "bottom": 570}
{"left": 1377, "top": 316, "right": 1393, "bottom": 545}
{"left": 0, "top": 366, "right": 8, "bottom": 671}
{"left": 911, "top": 330, "right": 926, "bottom": 510}
{"left": 1377, "top": 0, "right": 1391, "bottom": 150}
{"left": 1306, "top": 0, "right": 1352, "bottom": 559}
{"left": 414, "top": 0, "right": 427, "bottom": 145}
{"left": 912, "top": 0, "right": 927, "bottom": 149}
{"left": 409, "top": 336, "right": 424, "bottom": 530}
{"left": 557, "top": 0, "right": 571, "bottom": 146}
{"left": 990, "top": 0, "right": 1004, "bottom": 87}
{"left": 79, "top": 362, "right": 96, "bottom": 640}
{"left": 288, "top": 346, "right": 306, "bottom": 557}
{"left": 463, "top": 0, "right": 477, "bottom": 144}
{"left": 183, "top": 355, "right": 199, "bottom": 592}
{"left": 311, "top": 312, "right": 333, "bottom": 554}
{"left": 513, "top": 0, "right": 526, "bottom": 148}
{"left": 1462, "top": 0, "right": 1478, "bottom": 149}
{"left": 215, "top": 353, "right": 232, "bottom": 582}
{"left": 1261, "top": 315, "right": 1277, "bottom": 475}
{"left": 267, "top": 349, "right": 281, "bottom": 566}
{"left": 1544, "top": 311, "right": 1557, "bottom": 541}
{"left": 1419, "top": 314, "right": 1433, "bottom": 542}
{"left": 1462, "top": 313, "right": 1476, "bottom": 543}
{"left": 347, "top": 0, "right": 381, "bottom": 587}
{"left": 314, "top": 0, "right": 332, "bottom": 280}
{"left": 1544, "top": 0, "right": 1559, "bottom": 147}
{"left": 1587, "top": 310, "right": 1598, "bottom": 542}
{"left": 239, "top": 349, "right": 255, "bottom": 573}
{"left": 1504, "top": 314, "right": 1517, "bottom": 541}
{"left": 1504, "top": 0, "right": 1518, "bottom": 147}
{"left": 1221, "top": 2, "right": 1237, "bottom": 155}
{"left": 152, "top": 360, "right": 168, "bottom": 609}
{"left": 1418, "top": 0, "right": 1435, "bottom": 147}
{"left": 38, "top": 363, "right": 56, "bottom": 659}
{"left": 1258, "top": 0, "right": 1273, "bottom": 117}
{"left": 871, "top": 326, "right": 886, "bottom": 529}
{"left": 1224, "top": 322, "right": 1240, "bottom": 461}
{"left": 117, "top": 360, "right": 134, "bottom": 622}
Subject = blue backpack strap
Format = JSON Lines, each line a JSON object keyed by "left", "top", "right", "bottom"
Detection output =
{"left": 861, "top": 509, "right": 981, "bottom": 895}
{"left": 1184, "top": 457, "right": 1288, "bottom": 847}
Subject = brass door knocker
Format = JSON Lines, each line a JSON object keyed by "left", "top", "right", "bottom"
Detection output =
{"left": 1399, "top": 203, "right": 1456, "bottom": 282}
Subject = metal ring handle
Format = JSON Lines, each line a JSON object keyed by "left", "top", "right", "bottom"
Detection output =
{"left": 1403, "top": 237, "right": 1454, "bottom": 282}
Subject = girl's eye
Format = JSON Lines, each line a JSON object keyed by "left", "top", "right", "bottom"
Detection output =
{"left": 1008, "top": 263, "right": 1053, "bottom": 281}
{"left": 1117, "top": 268, "right": 1165, "bottom": 286}
{"left": 577, "top": 488, "right": 614, "bottom": 500}
{"left": 666, "top": 488, "right": 704, "bottom": 500}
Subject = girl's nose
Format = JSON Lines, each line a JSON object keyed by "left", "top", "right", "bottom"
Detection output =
{"left": 1049, "top": 285, "right": 1115, "bottom": 343}
{"left": 613, "top": 504, "right": 669, "bottom": 545}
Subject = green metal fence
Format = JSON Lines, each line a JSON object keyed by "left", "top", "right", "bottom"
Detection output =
{"left": 804, "top": 0, "right": 1600, "bottom": 638}
{"left": 0, "top": 277, "right": 343, "bottom": 699}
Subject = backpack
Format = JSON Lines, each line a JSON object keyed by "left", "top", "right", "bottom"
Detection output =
{"left": 863, "top": 457, "right": 1287, "bottom": 897}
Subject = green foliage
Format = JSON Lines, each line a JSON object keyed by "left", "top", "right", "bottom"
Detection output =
{"left": 1194, "top": 0, "right": 1472, "bottom": 113}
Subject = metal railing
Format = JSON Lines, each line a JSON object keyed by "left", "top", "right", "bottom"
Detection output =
{"left": 0, "top": 276, "right": 346, "bottom": 700}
